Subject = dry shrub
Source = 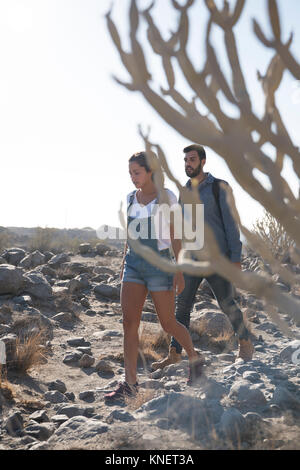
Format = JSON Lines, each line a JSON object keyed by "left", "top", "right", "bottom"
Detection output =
{"left": 17, "top": 398, "right": 46, "bottom": 411}
{"left": 252, "top": 210, "right": 295, "bottom": 261}
{"left": 138, "top": 325, "right": 170, "bottom": 362}
{"left": 191, "top": 318, "right": 233, "bottom": 344}
{"left": 13, "top": 330, "right": 47, "bottom": 373}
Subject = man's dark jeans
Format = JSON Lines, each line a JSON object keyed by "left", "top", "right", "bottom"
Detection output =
{"left": 170, "top": 273, "right": 250, "bottom": 354}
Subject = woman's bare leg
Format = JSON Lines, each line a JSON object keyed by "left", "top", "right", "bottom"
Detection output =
{"left": 121, "top": 282, "right": 148, "bottom": 385}
{"left": 150, "top": 290, "right": 198, "bottom": 361}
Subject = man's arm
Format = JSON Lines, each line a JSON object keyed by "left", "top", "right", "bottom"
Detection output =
{"left": 218, "top": 184, "right": 242, "bottom": 264}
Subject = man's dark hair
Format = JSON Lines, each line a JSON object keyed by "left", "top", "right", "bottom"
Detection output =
{"left": 129, "top": 151, "right": 151, "bottom": 172}
{"left": 183, "top": 144, "right": 206, "bottom": 161}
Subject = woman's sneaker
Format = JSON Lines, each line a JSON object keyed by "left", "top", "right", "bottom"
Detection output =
{"left": 104, "top": 381, "right": 138, "bottom": 401}
{"left": 187, "top": 356, "right": 205, "bottom": 386}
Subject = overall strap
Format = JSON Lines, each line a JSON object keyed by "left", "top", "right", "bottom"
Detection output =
{"left": 127, "top": 190, "right": 137, "bottom": 213}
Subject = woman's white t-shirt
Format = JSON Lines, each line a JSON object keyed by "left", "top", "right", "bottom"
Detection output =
{"left": 126, "top": 189, "right": 178, "bottom": 251}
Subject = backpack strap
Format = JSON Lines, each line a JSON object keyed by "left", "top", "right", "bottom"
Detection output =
{"left": 184, "top": 178, "right": 227, "bottom": 228}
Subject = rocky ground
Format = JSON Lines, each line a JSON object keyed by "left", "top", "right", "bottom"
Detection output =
{"left": 0, "top": 244, "right": 300, "bottom": 451}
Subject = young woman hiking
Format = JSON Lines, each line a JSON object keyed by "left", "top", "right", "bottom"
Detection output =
{"left": 104, "top": 151, "right": 204, "bottom": 401}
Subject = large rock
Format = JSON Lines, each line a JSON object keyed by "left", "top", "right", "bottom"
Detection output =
{"left": 271, "top": 386, "right": 300, "bottom": 412}
{"left": 50, "top": 416, "right": 108, "bottom": 442}
{"left": 135, "top": 391, "right": 224, "bottom": 439}
{"left": 0, "top": 264, "right": 25, "bottom": 295}
{"left": 44, "top": 391, "right": 69, "bottom": 404}
{"left": 23, "top": 272, "right": 53, "bottom": 300}
{"left": 192, "top": 310, "right": 234, "bottom": 340}
{"left": 19, "top": 250, "right": 46, "bottom": 270}
{"left": 4, "top": 411, "right": 24, "bottom": 436}
{"left": 95, "top": 243, "right": 111, "bottom": 255}
{"left": 78, "top": 243, "right": 91, "bottom": 255}
{"left": 2, "top": 248, "right": 26, "bottom": 266}
{"left": 48, "top": 253, "right": 71, "bottom": 269}
{"left": 93, "top": 283, "right": 120, "bottom": 300}
{"left": 56, "top": 405, "right": 94, "bottom": 419}
{"left": 220, "top": 408, "right": 247, "bottom": 442}
{"left": 25, "top": 423, "right": 55, "bottom": 441}
{"left": 67, "top": 274, "right": 90, "bottom": 294}
{"left": 59, "top": 262, "right": 93, "bottom": 278}
{"left": 228, "top": 380, "right": 267, "bottom": 408}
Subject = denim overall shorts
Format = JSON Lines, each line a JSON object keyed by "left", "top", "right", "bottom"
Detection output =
{"left": 122, "top": 191, "right": 174, "bottom": 292}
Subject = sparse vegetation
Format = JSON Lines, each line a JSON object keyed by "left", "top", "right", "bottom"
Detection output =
{"left": 12, "top": 330, "right": 47, "bottom": 374}
{"left": 252, "top": 210, "right": 295, "bottom": 261}
{"left": 28, "top": 227, "right": 85, "bottom": 253}
{"left": 138, "top": 325, "right": 170, "bottom": 362}
{"left": 0, "top": 230, "right": 11, "bottom": 253}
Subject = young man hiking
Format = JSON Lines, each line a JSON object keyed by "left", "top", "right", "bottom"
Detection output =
{"left": 151, "top": 144, "right": 254, "bottom": 372}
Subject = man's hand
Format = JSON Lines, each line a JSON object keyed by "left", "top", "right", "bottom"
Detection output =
{"left": 232, "top": 262, "right": 242, "bottom": 270}
{"left": 173, "top": 272, "right": 185, "bottom": 295}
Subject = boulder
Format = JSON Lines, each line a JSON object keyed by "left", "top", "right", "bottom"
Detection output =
{"left": 79, "top": 354, "right": 95, "bottom": 368}
{"left": 25, "top": 423, "right": 55, "bottom": 441}
{"left": 271, "top": 386, "right": 300, "bottom": 412}
{"left": 19, "top": 251, "right": 46, "bottom": 270}
{"left": 48, "top": 253, "right": 71, "bottom": 269}
{"left": 135, "top": 391, "right": 224, "bottom": 439}
{"left": 4, "top": 411, "right": 24, "bottom": 436}
{"left": 93, "top": 283, "right": 120, "bottom": 300}
{"left": 228, "top": 380, "right": 267, "bottom": 408}
{"left": 192, "top": 310, "right": 234, "bottom": 340}
{"left": 23, "top": 272, "right": 53, "bottom": 300}
{"left": 67, "top": 274, "right": 90, "bottom": 294}
{"left": 47, "top": 380, "right": 67, "bottom": 394}
{"left": 52, "top": 312, "right": 74, "bottom": 323}
{"left": 95, "top": 243, "right": 111, "bottom": 255}
{"left": 44, "top": 391, "right": 69, "bottom": 404}
{"left": 78, "top": 243, "right": 91, "bottom": 255}
{"left": 29, "top": 410, "right": 50, "bottom": 423}
{"left": 50, "top": 416, "right": 108, "bottom": 442}
{"left": 2, "top": 248, "right": 26, "bottom": 266}
{"left": 220, "top": 408, "right": 246, "bottom": 442}
{"left": 56, "top": 405, "right": 94, "bottom": 419}
{"left": 0, "top": 264, "right": 26, "bottom": 295}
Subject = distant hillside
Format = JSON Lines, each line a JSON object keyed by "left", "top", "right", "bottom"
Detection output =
{"left": 0, "top": 225, "right": 126, "bottom": 252}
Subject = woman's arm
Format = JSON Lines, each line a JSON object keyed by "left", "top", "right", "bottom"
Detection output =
{"left": 170, "top": 222, "right": 185, "bottom": 295}
{"left": 120, "top": 241, "right": 128, "bottom": 280}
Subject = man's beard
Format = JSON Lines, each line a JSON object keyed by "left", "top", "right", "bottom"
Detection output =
{"left": 185, "top": 162, "right": 202, "bottom": 178}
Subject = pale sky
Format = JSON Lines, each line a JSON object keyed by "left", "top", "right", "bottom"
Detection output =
{"left": 0, "top": 0, "right": 299, "bottom": 233}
